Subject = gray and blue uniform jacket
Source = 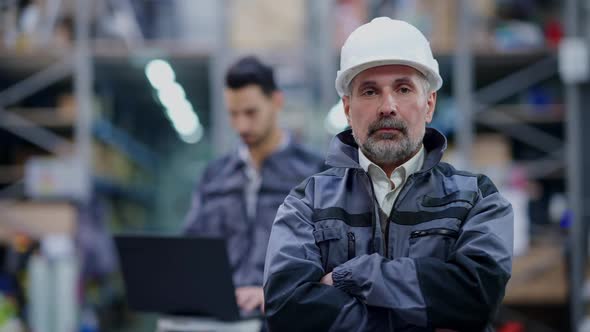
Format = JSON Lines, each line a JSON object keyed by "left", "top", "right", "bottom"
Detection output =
{"left": 184, "top": 140, "right": 325, "bottom": 288}
{"left": 263, "top": 128, "right": 513, "bottom": 332}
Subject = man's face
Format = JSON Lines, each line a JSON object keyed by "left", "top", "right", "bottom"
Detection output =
{"left": 343, "top": 65, "right": 437, "bottom": 166}
{"left": 225, "top": 85, "right": 282, "bottom": 148}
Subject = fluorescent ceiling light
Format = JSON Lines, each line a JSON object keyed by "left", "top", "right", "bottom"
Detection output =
{"left": 146, "top": 58, "right": 204, "bottom": 144}
{"left": 157, "top": 82, "right": 187, "bottom": 109}
{"left": 179, "top": 123, "right": 204, "bottom": 144}
{"left": 145, "top": 59, "right": 176, "bottom": 90}
{"left": 167, "top": 108, "right": 198, "bottom": 136}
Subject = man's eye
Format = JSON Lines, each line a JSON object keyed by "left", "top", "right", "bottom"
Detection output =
{"left": 361, "top": 89, "right": 376, "bottom": 96}
{"left": 399, "top": 87, "right": 411, "bottom": 94}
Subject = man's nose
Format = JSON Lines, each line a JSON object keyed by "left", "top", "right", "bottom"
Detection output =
{"left": 235, "top": 118, "right": 251, "bottom": 134}
{"left": 379, "top": 92, "right": 397, "bottom": 116}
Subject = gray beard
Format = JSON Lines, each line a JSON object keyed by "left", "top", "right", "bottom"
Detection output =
{"left": 353, "top": 118, "right": 422, "bottom": 166}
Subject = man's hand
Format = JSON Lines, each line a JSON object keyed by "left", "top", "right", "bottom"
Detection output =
{"left": 320, "top": 272, "right": 333, "bottom": 286}
{"left": 235, "top": 286, "right": 265, "bottom": 313}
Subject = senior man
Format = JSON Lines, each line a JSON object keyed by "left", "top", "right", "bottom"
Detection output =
{"left": 263, "top": 18, "right": 513, "bottom": 332}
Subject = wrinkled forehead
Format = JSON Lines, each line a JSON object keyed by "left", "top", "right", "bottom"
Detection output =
{"left": 350, "top": 65, "right": 426, "bottom": 86}
{"left": 351, "top": 65, "right": 425, "bottom": 87}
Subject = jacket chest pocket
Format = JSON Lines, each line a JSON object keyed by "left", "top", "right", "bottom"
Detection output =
{"left": 313, "top": 227, "right": 356, "bottom": 273}
{"left": 408, "top": 227, "right": 459, "bottom": 261}
{"left": 403, "top": 191, "right": 475, "bottom": 260}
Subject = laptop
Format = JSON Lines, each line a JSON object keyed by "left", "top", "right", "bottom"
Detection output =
{"left": 114, "top": 234, "right": 257, "bottom": 321}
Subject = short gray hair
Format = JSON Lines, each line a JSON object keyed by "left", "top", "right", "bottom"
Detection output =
{"left": 417, "top": 73, "right": 431, "bottom": 94}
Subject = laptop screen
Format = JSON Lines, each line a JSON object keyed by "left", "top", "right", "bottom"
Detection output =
{"left": 114, "top": 235, "right": 243, "bottom": 321}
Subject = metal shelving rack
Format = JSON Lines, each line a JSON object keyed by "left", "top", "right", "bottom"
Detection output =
{"left": 74, "top": 0, "right": 93, "bottom": 204}
{"left": 0, "top": 2, "right": 162, "bottom": 203}
{"left": 453, "top": 1, "right": 585, "bottom": 331}
{"left": 454, "top": 3, "right": 563, "bottom": 178}
{"left": 0, "top": 1, "right": 207, "bottom": 329}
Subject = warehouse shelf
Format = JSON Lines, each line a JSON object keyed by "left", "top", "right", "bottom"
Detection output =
{"left": 0, "top": 167, "right": 153, "bottom": 205}
{"left": 0, "top": 200, "right": 76, "bottom": 240}
{"left": 1, "top": 106, "right": 158, "bottom": 173}
{"left": 2, "top": 107, "right": 75, "bottom": 128}
{"left": 0, "top": 40, "right": 213, "bottom": 78}
{"left": 93, "top": 176, "right": 154, "bottom": 206}
{"left": 0, "top": 165, "right": 24, "bottom": 185}
{"left": 93, "top": 119, "right": 158, "bottom": 173}
{"left": 477, "top": 105, "right": 565, "bottom": 125}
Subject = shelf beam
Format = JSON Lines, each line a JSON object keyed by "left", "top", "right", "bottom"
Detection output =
{"left": 0, "top": 56, "right": 73, "bottom": 108}
{"left": 517, "top": 157, "right": 564, "bottom": 180}
{"left": 475, "top": 106, "right": 563, "bottom": 153}
{"left": 74, "top": 0, "right": 93, "bottom": 203}
{"left": 93, "top": 176, "right": 154, "bottom": 206}
{"left": 474, "top": 56, "right": 558, "bottom": 106}
{"left": 564, "top": 0, "right": 589, "bottom": 329}
{"left": 93, "top": 119, "right": 158, "bottom": 172}
{"left": 453, "top": 0, "right": 474, "bottom": 169}
{"left": 210, "top": 0, "right": 232, "bottom": 155}
{"left": 0, "top": 109, "right": 74, "bottom": 154}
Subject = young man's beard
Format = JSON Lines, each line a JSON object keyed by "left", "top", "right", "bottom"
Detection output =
{"left": 243, "top": 124, "right": 275, "bottom": 149}
{"left": 354, "top": 117, "right": 422, "bottom": 166}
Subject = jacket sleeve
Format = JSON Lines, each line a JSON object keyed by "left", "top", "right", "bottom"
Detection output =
{"left": 331, "top": 175, "right": 513, "bottom": 331}
{"left": 263, "top": 178, "right": 374, "bottom": 332}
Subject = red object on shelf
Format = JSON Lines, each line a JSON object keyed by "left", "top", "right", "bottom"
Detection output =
{"left": 545, "top": 19, "right": 563, "bottom": 49}
{"left": 498, "top": 321, "right": 525, "bottom": 332}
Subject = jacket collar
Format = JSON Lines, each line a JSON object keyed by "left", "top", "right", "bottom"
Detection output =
{"left": 326, "top": 127, "right": 447, "bottom": 172}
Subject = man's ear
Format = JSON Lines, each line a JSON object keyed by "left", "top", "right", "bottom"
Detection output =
{"left": 425, "top": 91, "right": 437, "bottom": 123}
{"left": 343, "top": 96, "right": 351, "bottom": 126}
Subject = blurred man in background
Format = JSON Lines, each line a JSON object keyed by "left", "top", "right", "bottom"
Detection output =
{"left": 264, "top": 18, "right": 513, "bottom": 331}
{"left": 184, "top": 56, "right": 324, "bottom": 314}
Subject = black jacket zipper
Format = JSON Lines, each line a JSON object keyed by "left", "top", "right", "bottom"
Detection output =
{"left": 410, "top": 228, "right": 459, "bottom": 239}
{"left": 347, "top": 232, "right": 356, "bottom": 259}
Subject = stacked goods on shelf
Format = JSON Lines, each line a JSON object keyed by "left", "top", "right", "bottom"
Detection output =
{"left": 373, "top": 0, "right": 496, "bottom": 53}
{"left": 0, "top": 203, "right": 77, "bottom": 332}
{"left": 0, "top": 0, "right": 74, "bottom": 53}
{"left": 230, "top": 0, "right": 305, "bottom": 51}
{"left": 0, "top": 202, "right": 76, "bottom": 239}
{"left": 0, "top": 43, "right": 155, "bottom": 332}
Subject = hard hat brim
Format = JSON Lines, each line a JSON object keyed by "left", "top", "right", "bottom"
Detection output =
{"left": 335, "top": 58, "right": 443, "bottom": 97}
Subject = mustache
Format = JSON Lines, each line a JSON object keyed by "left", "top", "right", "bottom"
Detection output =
{"left": 367, "top": 118, "right": 408, "bottom": 136}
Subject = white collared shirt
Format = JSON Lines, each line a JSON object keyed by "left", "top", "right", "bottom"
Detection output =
{"left": 358, "top": 145, "right": 425, "bottom": 216}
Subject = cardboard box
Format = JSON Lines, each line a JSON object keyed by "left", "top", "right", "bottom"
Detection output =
{"left": 230, "top": 0, "right": 305, "bottom": 50}
{"left": 471, "top": 133, "right": 512, "bottom": 168}
{"left": 0, "top": 202, "right": 76, "bottom": 240}
{"left": 56, "top": 93, "right": 77, "bottom": 122}
{"left": 389, "top": 0, "right": 496, "bottom": 53}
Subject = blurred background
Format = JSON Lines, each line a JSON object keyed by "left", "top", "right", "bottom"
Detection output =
{"left": 0, "top": 0, "right": 588, "bottom": 331}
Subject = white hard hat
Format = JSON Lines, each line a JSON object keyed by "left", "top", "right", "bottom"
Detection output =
{"left": 335, "top": 17, "right": 443, "bottom": 97}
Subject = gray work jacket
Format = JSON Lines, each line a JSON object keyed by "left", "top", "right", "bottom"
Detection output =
{"left": 184, "top": 140, "right": 325, "bottom": 287}
{"left": 264, "top": 128, "right": 513, "bottom": 332}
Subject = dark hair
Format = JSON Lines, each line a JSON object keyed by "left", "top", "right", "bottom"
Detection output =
{"left": 225, "top": 56, "right": 278, "bottom": 96}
